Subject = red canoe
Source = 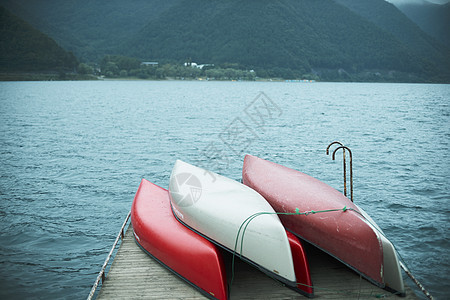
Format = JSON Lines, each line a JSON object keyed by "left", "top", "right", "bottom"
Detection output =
{"left": 286, "top": 231, "right": 314, "bottom": 296}
{"left": 242, "top": 155, "right": 405, "bottom": 295}
{"left": 131, "top": 179, "right": 228, "bottom": 299}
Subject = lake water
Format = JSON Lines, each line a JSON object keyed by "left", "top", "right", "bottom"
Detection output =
{"left": 0, "top": 81, "right": 448, "bottom": 299}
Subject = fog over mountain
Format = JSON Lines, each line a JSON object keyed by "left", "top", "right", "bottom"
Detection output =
{"left": 386, "top": 0, "right": 450, "bottom": 48}
{"left": 388, "top": 0, "right": 449, "bottom": 4}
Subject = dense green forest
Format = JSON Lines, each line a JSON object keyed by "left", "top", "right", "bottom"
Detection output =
{"left": 0, "top": 6, "right": 77, "bottom": 73}
{"left": 97, "top": 55, "right": 281, "bottom": 80}
{"left": 0, "top": 0, "right": 182, "bottom": 61}
{"left": 335, "top": 0, "right": 450, "bottom": 66}
{"left": 1, "top": 0, "right": 449, "bottom": 82}
{"left": 123, "top": 0, "right": 449, "bottom": 82}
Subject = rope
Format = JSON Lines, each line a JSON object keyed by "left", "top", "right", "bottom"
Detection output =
{"left": 400, "top": 262, "right": 434, "bottom": 300}
{"left": 341, "top": 208, "right": 434, "bottom": 299}
{"left": 230, "top": 206, "right": 350, "bottom": 286}
{"left": 230, "top": 205, "right": 433, "bottom": 299}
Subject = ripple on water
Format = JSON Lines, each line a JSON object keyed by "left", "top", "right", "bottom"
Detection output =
{"left": 0, "top": 81, "right": 449, "bottom": 299}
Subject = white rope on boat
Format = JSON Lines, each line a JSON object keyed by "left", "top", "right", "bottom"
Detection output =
{"left": 87, "top": 211, "right": 131, "bottom": 300}
{"left": 400, "top": 262, "right": 434, "bottom": 300}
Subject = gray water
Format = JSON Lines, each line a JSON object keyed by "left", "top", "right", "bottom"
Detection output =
{"left": 0, "top": 81, "right": 448, "bottom": 299}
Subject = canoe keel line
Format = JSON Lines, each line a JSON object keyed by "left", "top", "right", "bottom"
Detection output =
{"left": 170, "top": 201, "right": 314, "bottom": 297}
{"left": 131, "top": 179, "right": 228, "bottom": 299}
{"left": 88, "top": 151, "right": 434, "bottom": 299}
{"left": 168, "top": 160, "right": 314, "bottom": 298}
{"left": 131, "top": 176, "right": 314, "bottom": 299}
{"left": 243, "top": 154, "right": 405, "bottom": 295}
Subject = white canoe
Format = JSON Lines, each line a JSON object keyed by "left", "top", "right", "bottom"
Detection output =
{"left": 168, "top": 160, "right": 297, "bottom": 286}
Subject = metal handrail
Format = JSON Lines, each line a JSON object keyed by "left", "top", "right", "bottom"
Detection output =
{"left": 326, "top": 141, "right": 347, "bottom": 197}
{"left": 327, "top": 143, "right": 433, "bottom": 298}
{"left": 332, "top": 146, "right": 353, "bottom": 202}
{"left": 87, "top": 210, "right": 131, "bottom": 300}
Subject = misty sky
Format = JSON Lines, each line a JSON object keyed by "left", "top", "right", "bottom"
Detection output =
{"left": 421, "top": 0, "right": 449, "bottom": 3}
{"left": 388, "top": 0, "right": 450, "bottom": 4}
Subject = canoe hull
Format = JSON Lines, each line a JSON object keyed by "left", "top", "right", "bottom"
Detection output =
{"left": 169, "top": 160, "right": 307, "bottom": 291}
{"left": 242, "top": 155, "right": 404, "bottom": 295}
{"left": 131, "top": 179, "right": 228, "bottom": 300}
{"left": 287, "top": 231, "right": 314, "bottom": 297}
{"left": 172, "top": 204, "right": 314, "bottom": 297}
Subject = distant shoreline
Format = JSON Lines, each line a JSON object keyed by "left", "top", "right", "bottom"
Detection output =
{"left": 1, "top": 73, "right": 448, "bottom": 84}
{"left": 0, "top": 72, "right": 98, "bottom": 81}
{"left": 0, "top": 73, "right": 287, "bottom": 82}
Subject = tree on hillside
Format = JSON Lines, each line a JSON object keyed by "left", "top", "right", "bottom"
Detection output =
{"left": 0, "top": 6, "right": 78, "bottom": 72}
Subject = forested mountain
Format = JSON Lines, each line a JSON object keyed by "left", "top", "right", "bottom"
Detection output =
{"left": 1, "top": 0, "right": 449, "bottom": 82}
{"left": 0, "top": 6, "right": 77, "bottom": 72}
{"left": 0, "top": 0, "right": 182, "bottom": 61}
{"left": 123, "top": 0, "right": 449, "bottom": 81}
{"left": 389, "top": 0, "right": 450, "bottom": 48}
{"left": 334, "top": 0, "right": 450, "bottom": 75}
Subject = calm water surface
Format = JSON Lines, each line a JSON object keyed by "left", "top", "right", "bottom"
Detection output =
{"left": 0, "top": 81, "right": 448, "bottom": 299}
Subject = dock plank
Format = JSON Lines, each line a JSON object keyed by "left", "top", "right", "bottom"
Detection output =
{"left": 97, "top": 225, "right": 418, "bottom": 299}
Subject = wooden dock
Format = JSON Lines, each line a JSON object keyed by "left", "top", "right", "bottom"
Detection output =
{"left": 96, "top": 224, "right": 419, "bottom": 299}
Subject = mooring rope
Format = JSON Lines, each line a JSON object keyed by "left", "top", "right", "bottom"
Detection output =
{"left": 234, "top": 206, "right": 353, "bottom": 258}
{"left": 341, "top": 208, "right": 434, "bottom": 300}
{"left": 231, "top": 206, "right": 352, "bottom": 286}
{"left": 230, "top": 206, "right": 434, "bottom": 299}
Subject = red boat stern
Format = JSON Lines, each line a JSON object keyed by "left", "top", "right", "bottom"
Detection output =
{"left": 131, "top": 179, "right": 228, "bottom": 300}
{"left": 287, "top": 231, "right": 314, "bottom": 297}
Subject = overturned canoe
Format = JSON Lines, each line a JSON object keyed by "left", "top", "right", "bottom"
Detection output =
{"left": 242, "top": 154, "right": 405, "bottom": 296}
{"left": 169, "top": 160, "right": 313, "bottom": 297}
{"left": 131, "top": 179, "right": 228, "bottom": 300}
